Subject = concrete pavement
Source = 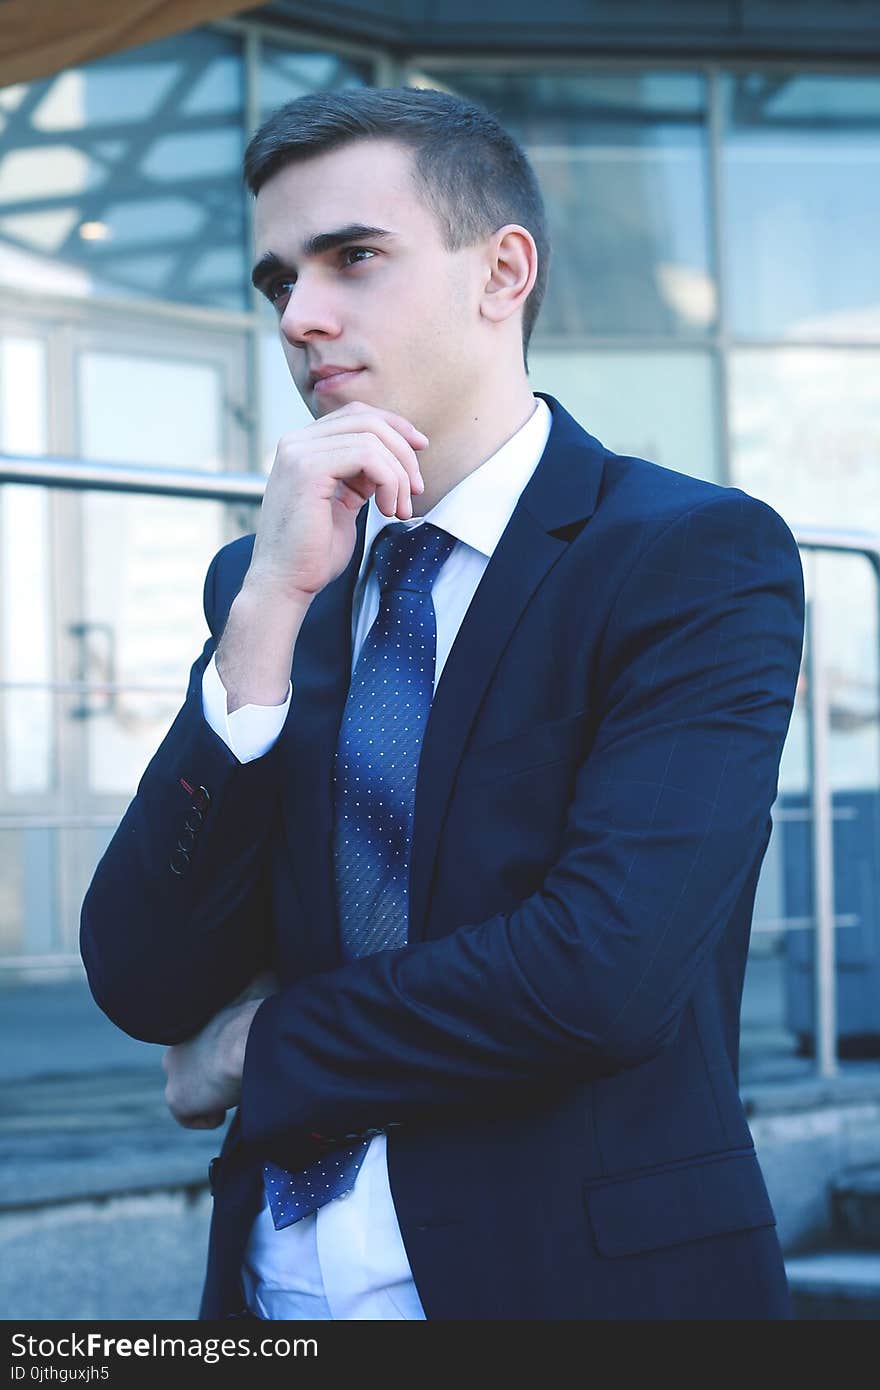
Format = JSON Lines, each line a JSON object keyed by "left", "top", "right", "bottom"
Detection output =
{"left": 1, "top": 976, "right": 221, "bottom": 1319}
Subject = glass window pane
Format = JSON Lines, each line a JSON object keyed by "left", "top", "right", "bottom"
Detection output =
{"left": 733, "top": 349, "right": 880, "bottom": 1066}
{"left": 258, "top": 47, "right": 371, "bottom": 125}
{"left": 413, "top": 70, "right": 716, "bottom": 339}
{"left": 0, "top": 336, "right": 53, "bottom": 796}
{"left": 76, "top": 348, "right": 230, "bottom": 795}
{"left": 0, "top": 30, "right": 248, "bottom": 310}
{"left": 529, "top": 348, "right": 720, "bottom": 481}
{"left": 79, "top": 351, "right": 224, "bottom": 472}
{"left": 0, "top": 826, "right": 58, "bottom": 956}
{"left": 744, "top": 549, "right": 880, "bottom": 1073}
{"left": 77, "top": 493, "right": 226, "bottom": 797}
{"left": 0, "top": 818, "right": 123, "bottom": 958}
{"left": 730, "top": 348, "right": 880, "bottom": 532}
{"left": 722, "top": 74, "right": 880, "bottom": 340}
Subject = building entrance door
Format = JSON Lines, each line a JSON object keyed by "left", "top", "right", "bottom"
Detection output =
{"left": 0, "top": 313, "right": 253, "bottom": 975}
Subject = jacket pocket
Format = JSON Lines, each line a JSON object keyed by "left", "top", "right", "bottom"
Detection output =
{"left": 585, "top": 1148, "right": 776, "bottom": 1259}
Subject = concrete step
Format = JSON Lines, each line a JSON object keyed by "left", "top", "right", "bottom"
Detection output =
{"left": 786, "top": 1251, "right": 880, "bottom": 1319}
{"left": 0, "top": 1068, "right": 221, "bottom": 1318}
{"left": 0, "top": 1188, "right": 212, "bottom": 1319}
{"left": 831, "top": 1164, "right": 880, "bottom": 1248}
{"left": 0, "top": 1069, "right": 222, "bottom": 1209}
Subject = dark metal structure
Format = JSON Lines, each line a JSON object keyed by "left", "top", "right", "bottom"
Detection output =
{"left": 258, "top": 0, "right": 880, "bottom": 60}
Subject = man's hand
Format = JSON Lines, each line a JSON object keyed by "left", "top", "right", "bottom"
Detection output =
{"left": 215, "top": 401, "right": 428, "bottom": 711}
{"left": 246, "top": 400, "right": 428, "bottom": 607}
{"left": 162, "top": 973, "right": 278, "bottom": 1129}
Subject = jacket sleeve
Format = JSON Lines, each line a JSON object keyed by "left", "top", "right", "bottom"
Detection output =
{"left": 79, "top": 540, "right": 280, "bottom": 1045}
{"left": 239, "top": 492, "right": 805, "bottom": 1149}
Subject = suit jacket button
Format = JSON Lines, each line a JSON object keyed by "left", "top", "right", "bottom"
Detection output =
{"left": 194, "top": 785, "right": 211, "bottom": 811}
{"left": 170, "top": 847, "right": 190, "bottom": 875}
{"left": 184, "top": 807, "right": 204, "bottom": 832}
{"left": 208, "top": 1158, "right": 219, "bottom": 1191}
{"left": 177, "top": 829, "right": 196, "bottom": 853}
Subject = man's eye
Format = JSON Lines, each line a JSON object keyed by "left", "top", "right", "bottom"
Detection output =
{"left": 264, "top": 278, "right": 294, "bottom": 311}
{"left": 268, "top": 278, "right": 294, "bottom": 306}
{"left": 342, "top": 247, "right": 375, "bottom": 266}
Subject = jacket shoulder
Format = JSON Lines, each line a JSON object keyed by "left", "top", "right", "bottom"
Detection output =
{"left": 540, "top": 394, "right": 800, "bottom": 561}
{"left": 595, "top": 446, "right": 800, "bottom": 560}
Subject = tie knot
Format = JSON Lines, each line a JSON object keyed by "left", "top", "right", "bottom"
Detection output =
{"left": 371, "top": 522, "right": 455, "bottom": 595}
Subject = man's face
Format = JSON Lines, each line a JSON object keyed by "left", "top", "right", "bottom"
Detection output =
{"left": 251, "top": 138, "right": 485, "bottom": 434}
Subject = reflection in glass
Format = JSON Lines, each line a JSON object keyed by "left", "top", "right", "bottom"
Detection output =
{"left": 0, "top": 30, "right": 248, "bottom": 309}
{"left": 529, "top": 347, "right": 719, "bottom": 481}
{"left": 722, "top": 73, "right": 880, "bottom": 340}
{"left": 414, "top": 70, "right": 715, "bottom": 339}
{"left": 259, "top": 47, "right": 370, "bottom": 123}
{"left": 804, "top": 554, "right": 879, "bottom": 799}
{"left": 730, "top": 348, "right": 880, "bottom": 536}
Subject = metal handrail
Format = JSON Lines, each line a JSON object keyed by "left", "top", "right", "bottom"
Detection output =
{"left": 2, "top": 456, "right": 879, "bottom": 560}
{"left": 2, "top": 452, "right": 880, "bottom": 1082}
{"left": 0, "top": 453, "right": 265, "bottom": 502}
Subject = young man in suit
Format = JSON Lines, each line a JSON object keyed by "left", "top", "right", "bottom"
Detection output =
{"left": 81, "top": 87, "right": 805, "bottom": 1320}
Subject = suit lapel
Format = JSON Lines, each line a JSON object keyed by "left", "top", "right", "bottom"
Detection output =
{"left": 407, "top": 393, "right": 606, "bottom": 944}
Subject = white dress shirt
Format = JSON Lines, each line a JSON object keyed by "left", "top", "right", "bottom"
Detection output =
{"left": 201, "top": 395, "right": 552, "bottom": 1319}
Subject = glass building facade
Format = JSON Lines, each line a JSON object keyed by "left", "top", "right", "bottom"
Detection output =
{"left": 0, "top": 14, "right": 878, "bottom": 1073}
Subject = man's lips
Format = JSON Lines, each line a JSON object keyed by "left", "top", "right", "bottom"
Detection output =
{"left": 311, "top": 368, "right": 364, "bottom": 394}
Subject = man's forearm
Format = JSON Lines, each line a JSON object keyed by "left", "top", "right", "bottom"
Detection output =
{"left": 216, "top": 582, "right": 312, "bottom": 712}
{"left": 163, "top": 991, "right": 267, "bottom": 1129}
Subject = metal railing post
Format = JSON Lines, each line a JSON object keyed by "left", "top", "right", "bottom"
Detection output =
{"left": 805, "top": 595, "right": 838, "bottom": 1079}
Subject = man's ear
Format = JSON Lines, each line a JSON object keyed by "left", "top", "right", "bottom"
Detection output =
{"left": 480, "top": 224, "right": 538, "bottom": 327}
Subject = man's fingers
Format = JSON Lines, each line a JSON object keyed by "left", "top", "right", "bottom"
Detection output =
{"left": 164, "top": 1073, "right": 226, "bottom": 1130}
{"left": 338, "top": 400, "right": 429, "bottom": 450}
{"left": 349, "top": 411, "right": 427, "bottom": 496}
{"left": 314, "top": 437, "right": 414, "bottom": 519}
{"left": 307, "top": 406, "right": 427, "bottom": 497}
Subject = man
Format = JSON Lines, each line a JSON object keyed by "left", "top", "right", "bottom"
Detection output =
{"left": 81, "top": 87, "right": 804, "bottom": 1320}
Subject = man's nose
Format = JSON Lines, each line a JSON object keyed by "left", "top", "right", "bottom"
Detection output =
{"left": 279, "top": 274, "right": 340, "bottom": 345}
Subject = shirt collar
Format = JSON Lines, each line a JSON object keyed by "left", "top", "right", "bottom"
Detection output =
{"left": 358, "top": 395, "right": 552, "bottom": 582}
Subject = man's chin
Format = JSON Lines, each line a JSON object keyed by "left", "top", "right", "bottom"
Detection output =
{"left": 307, "top": 378, "right": 375, "bottom": 416}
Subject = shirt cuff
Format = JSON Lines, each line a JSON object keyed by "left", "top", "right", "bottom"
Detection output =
{"left": 201, "top": 653, "right": 292, "bottom": 764}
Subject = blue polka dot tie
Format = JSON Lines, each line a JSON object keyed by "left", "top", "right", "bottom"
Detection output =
{"left": 263, "top": 521, "right": 455, "bottom": 1230}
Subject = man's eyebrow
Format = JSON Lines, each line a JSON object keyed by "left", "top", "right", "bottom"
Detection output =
{"left": 251, "top": 225, "right": 396, "bottom": 290}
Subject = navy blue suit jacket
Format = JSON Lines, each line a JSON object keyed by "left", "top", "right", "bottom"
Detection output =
{"left": 81, "top": 393, "right": 805, "bottom": 1319}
